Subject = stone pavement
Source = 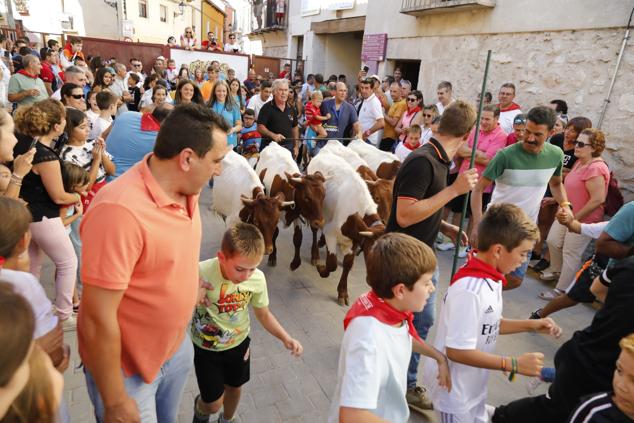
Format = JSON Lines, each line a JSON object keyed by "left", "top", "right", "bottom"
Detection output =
{"left": 40, "top": 187, "right": 597, "bottom": 422}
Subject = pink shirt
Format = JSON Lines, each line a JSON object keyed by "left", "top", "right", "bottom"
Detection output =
{"left": 459, "top": 125, "right": 507, "bottom": 193}
{"left": 564, "top": 159, "right": 610, "bottom": 223}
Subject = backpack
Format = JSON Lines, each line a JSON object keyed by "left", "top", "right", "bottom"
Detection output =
{"left": 605, "top": 171, "right": 624, "bottom": 217}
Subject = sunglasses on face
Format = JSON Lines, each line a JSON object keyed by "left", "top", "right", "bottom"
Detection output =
{"left": 407, "top": 97, "right": 417, "bottom": 102}
{"left": 574, "top": 141, "right": 592, "bottom": 148}
{"left": 423, "top": 113, "right": 432, "bottom": 117}
{"left": 70, "top": 94, "right": 84, "bottom": 99}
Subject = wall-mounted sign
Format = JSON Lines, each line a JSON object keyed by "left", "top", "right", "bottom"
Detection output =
{"left": 122, "top": 20, "right": 134, "bottom": 38}
{"left": 361, "top": 33, "right": 388, "bottom": 62}
{"left": 328, "top": 0, "right": 354, "bottom": 10}
{"left": 301, "top": 0, "right": 320, "bottom": 16}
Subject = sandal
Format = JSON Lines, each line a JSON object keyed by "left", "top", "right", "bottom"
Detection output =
{"left": 538, "top": 289, "right": 564, "bottom": 301}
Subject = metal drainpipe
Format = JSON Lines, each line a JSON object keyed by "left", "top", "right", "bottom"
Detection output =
{"left": 597, "top": 4, "right": 634, "bottom": 129}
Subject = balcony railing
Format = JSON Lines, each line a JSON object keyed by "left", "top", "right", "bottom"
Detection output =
{"left": 401, "top": 0, "right": 495, "bottom": 16}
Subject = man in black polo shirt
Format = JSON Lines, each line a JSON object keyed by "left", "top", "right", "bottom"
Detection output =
{"left": 257, "top": 78, "right": 299, "bottom": 157}
{"left": 493, "top": 257, "right": 634, "bottom": 422}
{"left": 386, "top": 101, "right": 479, "bottom": 412}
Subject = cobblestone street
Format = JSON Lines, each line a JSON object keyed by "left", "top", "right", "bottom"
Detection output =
{"left": 44, "top": 187, "right": 596, "bottom": 423}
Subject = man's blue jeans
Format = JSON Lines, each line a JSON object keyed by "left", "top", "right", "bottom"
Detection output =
{"left": 85, "top": 334, "right": 194, "bottom": 423}
{"left": 407, "top": 266, "right": 440, "bottom": 389}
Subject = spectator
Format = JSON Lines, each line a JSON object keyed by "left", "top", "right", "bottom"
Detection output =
{"left": 229, "top": 78, "right": 245, "bottom": 114}
{"left": 200, "top": 66, "right": 218, "bottom": 103}
{"left": 174, "top": 80, "right": 205, "bottom": 106}
{"left": 492, "top": 257, "right": 634, "bottom": 422}
{"left": 49, "top": 49, "right": 64, "bottom": 91}
{"left": 539, "top": 128, "right": 610, "bottom": 299}
{"left": 435, "top": 81, "right": 455, "bottom": 115}
{"left": 51, "top": 65, "right": 87, "bottom": 100}
{"left": 441, "top": 104, "right": 507, "bottom": 256}
{"left": 8, "top": 54, "right": 48, "bottom": 107}
{"left": 304, "top": 90, "right": 330, "bottom": 139}
{"left": 394, "top": 124, "right": 423, "bottom": 162}
{"left": 224, "top": 33, "right": 241, "bottom": 53}
{"left": 393, "top": 67, "right": 403, "bottom": 83}
{"left": 125, "top": 73, "right": 141, "bottom": 112}
{"left": 201, "top": 32, "right": 221, "bottom": 51}
{"left": 85, "top": 90, "right": 99, "bottom": 127}
{"left": 244, "top": 68, "right": 258, "bottom": 96}
{"left": 60, "top": 82, "right": 87, "bottom": 111}
{"left": 279, "top": 63, "right": 291, "bottom": 79}
{"left": 505, "top": 113, "right": 527, "bottom": 146}
{"left": 180, "top": 27, "right": 197, "bottom": 50}
{"left": 151, "top": 56, "right": 166, "bottom": 78}
{"left": 110, "top": 63, "right": 133, "bottom": 114}
{"left": 78, "top": 104, "right": 229, "bottom": 423}
{"left": 0, "top": 282, "right": 35, "bottom": 420}
{"left": 246, "top": 80, "right": 272, "bottom": 119}
{"left": 177, "top": 66, "right": 190, "bottom": 84}
{"left": 92, "top": 66, "right": 114, "bottom": 92}
{"left": 553, "top": 115, "right": 567, "bottom": 135}
{"left": 106, "top": 104, "right": 173, "bottom": 179}
{"left": 257, "top": 79, "right": 299, "bottom": 156}
{"left": 497, "top": 82, "right": 522, "bottom": 134}
{"left": 165, "top": 59, "right": 177, "bottom": 89}
{"left": 138, "top": 74, "right": 160, "bottom": 109}
{"left": 125, "top": 57, "right": 146, "bottom": 87}
{"left": 300, "top": 73, "right": 315, "bottom": 103}
{"left": 381, "top": 81, "right": 407, "bottom": 152}
{"left": 471, "top": 106, "right": 569, "bottom": 290}
{"left": 88, "top": 91, "right": 117, "bottom": 139}
{"left": 313, "top": 73, "right": 326, "bottom": 94}
{"left": 145, "top": 85, "right": 169, "bottom": 112}
{"left": 275, "top": 0, "right": 286, "bottom": 25}
{"left": 238, "top": 108, "right": 262, "bottom": 167}
{"left": 0, "top": 110, "right": 34, "bottom": 199}
{"left": 357, "top": 78, "right": 385, "bottom": 146}
{"left": 401, "top": 79, "right": 412, "bottom": 99}
{"left": 193, "top": 68, "right": 205, "bottom": 89}
{"left": 47, "top": 39, "right": 60, "bottom": 52}
{"left": 88, "top": 55, "right": 104, "bottom": 76}
{"left": 39, "top": 48, "right": 57, "bottom": 96}
{"left": 421, "top": 104, "right": 439, "bottom": 144}
{"left": 549, "top": 99, "right": 569, "bottom": 120}
{"left": 319, "top": 81, "right": 361, "bottom": 145}
{"left": 208, "top": 80, "right": 242, "bottom": 149}
{"left": 395, "top": 89, "right": 424, "bottom": 148}
{"left": 386, "top": 101, "right": 478, "bottom": 413}
{"left": 477, "top": 90, "right": 493, "bottom": 106}
{"left": 12, "top": 99, "right": 81, "bottom": 328}
{"left": 60, "top": 37, "right": 85, "bottom": 69}
{"left": 167, "top": 36, "right": 177, "bottom": 47}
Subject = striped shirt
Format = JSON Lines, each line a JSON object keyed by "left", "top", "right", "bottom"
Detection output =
{"left": 569, "top": 392, "right": 634, "bottom": 422}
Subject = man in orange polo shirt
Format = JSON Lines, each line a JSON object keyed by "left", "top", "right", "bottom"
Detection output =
{"left": 78, "top": 104, "right": 230, "bottom": 423}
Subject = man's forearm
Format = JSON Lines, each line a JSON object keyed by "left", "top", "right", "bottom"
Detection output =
{"left": 397, "top": 186, "right": 458, "bottom": 227}
{"left": 470, "top": 187, "right": 484, "bottom": 224}
{"left": 292, "top": 126, "right": 299, "bottom": 148}
{"left": 257, "top": 124, "right": 278, "bottom": 140}
{"left": 549, "top": 180, "right": 569, "bottom": 205}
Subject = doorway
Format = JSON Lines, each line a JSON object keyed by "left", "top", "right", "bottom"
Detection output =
{"left": 394, "top": 59, "right": 421, "bottom": 91}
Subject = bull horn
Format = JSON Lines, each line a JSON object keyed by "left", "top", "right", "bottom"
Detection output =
{"left": 281, "top": 200, "right": 296, "bottom": 209}
{"left": 365, "top": 179, "right": 377, "bottom": 186}
{"left": 359, "top": 231, "right": 374, "bottom": 237}
{"left": 241, "top": 195, "right": 255, "bottom": 206}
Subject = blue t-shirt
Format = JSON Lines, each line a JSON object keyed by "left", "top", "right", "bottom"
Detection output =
{"left": 604, "top": 201, "right": 634, "bottom": 267}
{"left": 210, "top": 101, "right": 241, "bottom": 147}
{"left": 105, "top": 112, "right": 159, "bottom": 179}
{"left": 320, "top": 98, "right": 358, "bottom": 139}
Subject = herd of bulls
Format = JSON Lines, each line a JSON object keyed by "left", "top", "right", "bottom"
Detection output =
{"left": 211, "top": 140, "right": 402, "bottom": 306}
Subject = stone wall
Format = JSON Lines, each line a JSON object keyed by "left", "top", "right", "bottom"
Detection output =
{"left": 387, "top": 28, "right": 634, "bottom": 198}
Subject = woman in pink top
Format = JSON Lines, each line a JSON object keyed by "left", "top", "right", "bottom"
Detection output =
{"left": 394, "top": 90, "right": 423, "bottom": 149}
{"left": 540, "top": 128, "right": 610, "bottom": 299}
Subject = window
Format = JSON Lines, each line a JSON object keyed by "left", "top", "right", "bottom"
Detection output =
{"left": 139, "top": 0, "right": 148, "bottom": 18}
{"left": 160, "top": 5, "right": 167, "bottom": 22}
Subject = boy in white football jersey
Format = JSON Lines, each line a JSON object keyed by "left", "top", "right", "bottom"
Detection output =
{"left": 424, "top": 203, "right": 563, "bottom": 422}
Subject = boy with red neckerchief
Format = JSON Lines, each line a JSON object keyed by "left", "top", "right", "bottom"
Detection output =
{"left": 329, "top": 232, "right": 451, "bottom": 423}
{"left": 424, "top": 203, "right": 563, "bottom": 422}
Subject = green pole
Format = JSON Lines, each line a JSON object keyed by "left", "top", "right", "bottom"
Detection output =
{"left": 450, "top": 49, "right": 492, "bottom": 279}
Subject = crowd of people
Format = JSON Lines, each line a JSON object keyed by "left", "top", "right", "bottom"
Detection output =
{"left": 0, "top": 31, "right": 632, "bottom": 423}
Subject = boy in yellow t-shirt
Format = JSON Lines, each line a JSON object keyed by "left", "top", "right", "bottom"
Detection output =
{"left": 191, "top": 223, "right": 303, "bottom": 423}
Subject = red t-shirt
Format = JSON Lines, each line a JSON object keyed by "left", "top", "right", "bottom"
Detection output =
{"left": 39, "top": 62, "right": 54, "bottom": 84}
{"left": 304, "top": 101, "right": 323, "bottom": 126}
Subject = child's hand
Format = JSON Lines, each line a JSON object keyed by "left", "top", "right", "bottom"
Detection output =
{"left": 92, "top": 143, "right": 103, "bottom": 160}
{"left": 555, "top": 206, "right": 574, "bottom": 227}
{"left": 516, "top": 352, "right": 544, "bottom": 377}
{"left": 284, "top": 337, "right": 303, "bottom": 357}
{"left": 533, "top": 317, "right": 562, "bottom": 338}
{"left": 325, "top": 113, "right": 331, "bottom": 119}
{"left": 197, "top": 279, "right": 214, "bottom": 307}
{"left": 436, "top": 355, "right": 452, "bottom": 392}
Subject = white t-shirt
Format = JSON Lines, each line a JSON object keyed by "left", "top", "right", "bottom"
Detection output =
{"left": 422, "top": 127, "right": 433, "bottom": 144}
{"left": 424, "top": 275, "right": 503, "bottom": 415}
{"left": 394, "top": 142, "right": 417, "bottom": 162}
{"left": 499, "top": 108, "right": 522, "bottom": 134}
{"left": 89, "top": 116, "right": 113, "bottom": 140}
{"left": 328, "top": 316, "right": 411, "bottom": 423}
{"left": 224, "top": 42, "right": 241, "bottom": 53}
{"left": 0, "top": 268, "right": 58, "bottom": 338}
{"left": 358, "top": 93, "right": 384, "bottom": 146}
{"left": 436, "top": 99, "right": 455, "bottom": 116}
{"left": 580, "top": 221, "right": 609, "bottom": 239}
{"left": 246, "top": 94, "right": 272, "bottom": 119}
{"left": 51, "top": 88, "right": 62, "bottom": 101}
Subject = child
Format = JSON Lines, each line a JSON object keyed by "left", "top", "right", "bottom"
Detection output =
{"left": 567, "top": 333, "right": 634, "bottom": 421}
{"left": 85, "top": 90, "right": 99, "bottom": 130}
{"left": 126, "top": 73, "right": 141, "bottom": 112}
{"left": 506, "top": 113, "right": 527, "bottom": 146}
{"left": 238, "top": 109, "right": 262, "bottom": 167}
{"left": 329, "top": 232, "right": 451, "bottom": 423}
{"left": 192, "top": 223, "right": 303, "bottom": 423}
{"left": 0, "top": 163, "right": 11, "bottom": 195}
{"left": 165, "top": 58, "right": 178, "bottom": 89}
{"left": 395, "top": 124, "right": 423, "bottom": 161}
{"left": 60, "top": 108, "right": 115, "bottom": 211}
{"left": 88, "top": 91, "right": 117, "bottom": 139}
{"left": 305, "top": 90, "right": 331, "bottom": 139}
{"left": 424, "top": 203, "right": 562, "bottom": 422}
{"left": 60, "top": 162, "right": 89, "bottom": 232}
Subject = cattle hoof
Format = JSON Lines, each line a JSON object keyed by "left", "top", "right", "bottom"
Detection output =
{"left": 290, "top": 258, "right": 301, "bottom": 271}
{"left": 337, "top": 296, "right": 349, "bottom": 307}
{"left": 318, "top": 235, "right": 326, "bottom": 248}
{"left": 310, "top": 257, "right": 319, "bottom": 266}
{"left": 316, "top": 264, "right": 329, "bottom": 278}
{"left": 268, "top": 256, "right": 277, "bottom": 267}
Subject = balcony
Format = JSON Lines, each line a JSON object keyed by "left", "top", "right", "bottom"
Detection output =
{"left": 248, "top": 0, "right": 287, "bottom": 35}
{"left": 400, "top": 0, "right": 496, "bottom": 16}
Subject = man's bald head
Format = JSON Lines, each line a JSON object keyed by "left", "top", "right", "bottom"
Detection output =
{"left": 335, "top": 82, "right": 348, "bottom": 102}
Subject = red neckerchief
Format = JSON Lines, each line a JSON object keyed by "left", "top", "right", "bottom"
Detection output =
{"left": 344, "top": 290, "right": 423, "bottom": 343}
{"left": 403, "top": 142, "right": 420, "bottom": 151}
{"left": 403, "top": 105, "right": 421, "bottom": 118}
{"left": 17, "top": 69, "right": 38, "bottom": 79}
{"left": 451, "top": 254, "right": 507, "bottom": 287}
{"left": 140, "top": 113, "right": 161, "bottom": 132}
{"left": 498, "top": 102, "right": 521, "bottom": 113}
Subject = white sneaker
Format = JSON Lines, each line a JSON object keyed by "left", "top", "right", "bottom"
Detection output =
{"left": 540, "top": 271, "right": 560, "bottom": 282}
{"left": 436, "top": 241, "right": 456, "bottom": 251}
{"left": 526, "top": 377, "right": 543, "bottom": 396}
{"left": 62, "top": 315, "right": 77, "bottom": 332}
